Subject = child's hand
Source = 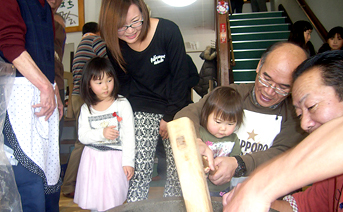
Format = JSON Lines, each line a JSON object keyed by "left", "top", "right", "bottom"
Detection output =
{"left": 123, "top": 166, "right": 134, "bottom": 180}
{"left": 197, "top": 138, "right": 215, "bottom": 172}
{"left": 103, "top": 126, "right": 119, "bottom": 140}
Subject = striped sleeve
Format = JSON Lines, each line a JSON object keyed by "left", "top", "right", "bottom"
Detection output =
{"left": 72, "top": 35, "right": 107, "bottom": 95}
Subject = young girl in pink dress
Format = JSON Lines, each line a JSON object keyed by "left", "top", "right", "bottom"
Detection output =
{"left": 74, "top": 57, "right": 135, "bottom": 211}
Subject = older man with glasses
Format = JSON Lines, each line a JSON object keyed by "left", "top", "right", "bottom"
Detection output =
{"left": 174, "top": 41, "right": 308, "bottom": 191}
{"left": 223, "top": 50, "right": 343, "bottom": 212}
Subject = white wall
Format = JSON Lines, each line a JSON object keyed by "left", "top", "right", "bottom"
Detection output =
{"left": 64, "top": 0, "right": 101, "bottom": 51}
{"left": 184, "top": 33, "right": 216, "bottom": 102}
{"left": 306, "top": 0, "right": 343, "bottom": 32}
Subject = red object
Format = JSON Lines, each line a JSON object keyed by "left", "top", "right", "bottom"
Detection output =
{"left": 220, "top": 23, "right": 227, "bottom": 43}
{"left": 112, "top": 112, "right": 122, "bottom": 122}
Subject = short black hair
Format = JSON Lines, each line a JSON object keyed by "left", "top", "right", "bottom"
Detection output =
{"left": 80, "top": 57, "right": 120, "bottom": 113}
{"left": 82, "top": 22, "right": 99, "bottom": 35}
{"left": 293, "top": 50, "right": 343, "bottom": 101}
{"left": 288, "top": 20, "right": 313, "bottom": 47}
{"left": 200, "top": 86, "right": 244, "bottom": 130}
{"left": 327, "top": 26, "right": 343, "bottom": 40}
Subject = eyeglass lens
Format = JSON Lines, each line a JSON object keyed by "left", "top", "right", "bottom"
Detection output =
{"left": 258, "top": 76, "right": 289, "bottom": 96}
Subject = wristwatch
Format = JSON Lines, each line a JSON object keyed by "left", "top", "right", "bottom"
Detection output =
{"left": 233, "top": 156, "right": 246, "bottom": 177}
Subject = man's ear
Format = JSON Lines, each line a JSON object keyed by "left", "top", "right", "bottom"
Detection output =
{"left": 256, "top": 60, "right": 262, "bottom": 74}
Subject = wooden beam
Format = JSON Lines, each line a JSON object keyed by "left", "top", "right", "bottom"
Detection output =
{"left": 216, "top": 0, "right": 231, "bottom": 86}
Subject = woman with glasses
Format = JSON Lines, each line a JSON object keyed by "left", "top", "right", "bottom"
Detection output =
{"left": 99, "top": 0, "right": 190, "bottom": 202}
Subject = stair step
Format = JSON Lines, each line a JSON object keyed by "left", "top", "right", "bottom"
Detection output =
{"left": 232, "top": 31, "right": 290, "bottom": 41}
{"left": 229, "top": 11, "right": 289, "bottom": 83}
{"left": 233, "top": 70, "right": 257, "bottom": 82}
{"left": 229, "top": 11, "right": 283, "bottom": 20}
{"left": 231, "top": 23, "right": 290, "bottom": 33}
{"left": 233, "top": 49, "right": 266, "bottom": 59}
{"left": 234, "top": 59, "right": 259, "bottom": 69}
{"left": 235, "top": 81, "right": 255, "bottom": 84}
{"left": 230, "top": 17, "right": 287, "bottom": 26}
{"left": 232, "top": 39, "right": 287, "bottom": 49}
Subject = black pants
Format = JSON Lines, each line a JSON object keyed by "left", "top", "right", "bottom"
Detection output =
{"left": 231, "top": 0, "right": 244, "bottom": 13}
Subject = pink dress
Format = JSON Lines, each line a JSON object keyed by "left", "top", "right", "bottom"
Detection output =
{"left": 74, "top": 147, "right": 129, "bottom": 211}
{"left": 74, "top": 99, "right": 135, "bottom": 211}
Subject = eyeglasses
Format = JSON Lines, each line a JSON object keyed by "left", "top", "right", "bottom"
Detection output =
{"left": 118, "top": 19, "right": 144, "bottom": 33}
{"left": 258, "top": 75, "right": 290, "bottom": 96}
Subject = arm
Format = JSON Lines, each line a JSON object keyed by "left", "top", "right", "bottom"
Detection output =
{"left": 186, "top": 54, "right": 200, "bottom": 89}
{"left": 119, "top": 98, "right": 135, "bottom": 168}
{"left": 13, "top": 51, "right": 56, "bottom": 120}
{"left": 92, "top": 36, "right": 107, "bottom": 58}
{"left": 174, "top": 94, "right": 209, "bottom": 137}
{"left": 270, "top": 200, "right": 293, "bottom": 212}
{"left": 119, "top": 99, "right": 135, "bottom": 180}
{"left": 162, "top": 20, "right": 190, "bottom": 122}
{"left": 78, "top": 104, "right": 107, "bottom": 144}
{"left": 159, "top": 20, "right": 190, "bottom": 138}
{"left": 1, "top": 1, "right": 56, "bottom": 120}
{"left": 222, "top": 116, "right": 343, "bottom": 212}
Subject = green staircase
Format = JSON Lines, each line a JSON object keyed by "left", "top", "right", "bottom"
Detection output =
{"left": 229, "top": 11, "right": 290, "bottom": 83}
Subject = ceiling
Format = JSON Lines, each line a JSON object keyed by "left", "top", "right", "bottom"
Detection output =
{"left": 144, "top": 0, "right": 216, "bottom": 35}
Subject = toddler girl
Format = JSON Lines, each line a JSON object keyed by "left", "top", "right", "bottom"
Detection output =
{"left": 74, "top": 57, "right": 135, "bottom": 211}
{"left": 200, "top": 86, "right": 244, "bottom": 197}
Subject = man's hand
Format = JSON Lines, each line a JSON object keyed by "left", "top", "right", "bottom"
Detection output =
{"left": 222, "top": 183, "right": 271, "bottom": 212}
{"left": 209, "top": 156, "right": 238, "bottom": 185}
{"left": 32, "top": 84, "right": 56, "bottom": 121}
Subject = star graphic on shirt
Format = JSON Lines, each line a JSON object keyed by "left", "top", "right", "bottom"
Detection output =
{"left": 247, "top": 130, "right": 258, "bottom": 141}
